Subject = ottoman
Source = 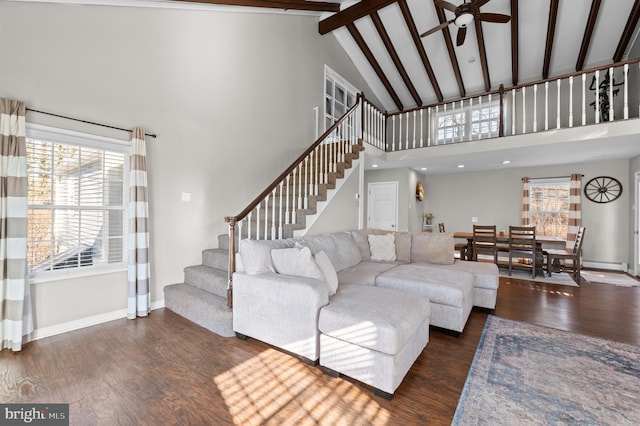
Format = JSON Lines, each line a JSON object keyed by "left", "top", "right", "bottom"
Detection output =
{"left": 376, "top": 264, "right": 474, "bottom": 334}
{"left": 318, "top": 285, "right": 430, "bottom": 399}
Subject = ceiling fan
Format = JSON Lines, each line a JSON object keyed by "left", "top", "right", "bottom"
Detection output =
{"left": 420, "top": 0, "right": 511, "bottom": 46}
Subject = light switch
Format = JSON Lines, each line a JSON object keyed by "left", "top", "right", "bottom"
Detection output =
{"left": 181, "top": 192, "right": 192, "bottom": 202}
{"left": 472, "top": 216, "right": 479, "bottom": 223}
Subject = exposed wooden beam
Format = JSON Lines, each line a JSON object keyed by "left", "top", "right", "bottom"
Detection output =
{"left": 511, "top": 0, "right": 518, "bottom": 85}
{"left": 319, "top": 0, "right": 398, "bottom": 35}
{"left": 474, "top": 17, "right": 491, "bottom": 92}
{"left": 172, "top": 0, "right": 340, "bottom": 12}
{"left": 576, "top": 0, "right": 601, "bottom": 71}
{"left": 433, "top": 0, "right": 465, "bottom": 97}
{"left": 542, "top": 0, "right": 559, "bottom": 79}
{"left": 346, "top": 22, "right": 403, "bottom": 111}
{"left": 614, "top": 0, "right": 640, "bottom": 62}
{"left": 398, "top": 0, "right": 443, "bottom": 103}
{"left": 371, "top": 11, "right": 422, "bottom": 107}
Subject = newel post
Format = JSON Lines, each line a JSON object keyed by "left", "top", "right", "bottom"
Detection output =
{"left": 225, "top": 217, "right": 236, "bottom": 309}
{"left": 499, "top": 84, "right": 505, "bottom": 137}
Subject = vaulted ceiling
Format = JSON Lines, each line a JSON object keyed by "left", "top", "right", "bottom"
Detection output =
{"left": 172, "top": 0, "right": 640, "bottom": 113}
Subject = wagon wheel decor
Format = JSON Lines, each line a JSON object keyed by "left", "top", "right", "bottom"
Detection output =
{"left": 584, "top": 176, "right": 622, "bottom": 203}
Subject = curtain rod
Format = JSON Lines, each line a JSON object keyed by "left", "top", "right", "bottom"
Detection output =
{"left": 26, "top": 108, "right": 157, "bottom": 139}
{"left": 523, "top": 174, "right": 584, "bottom": 181}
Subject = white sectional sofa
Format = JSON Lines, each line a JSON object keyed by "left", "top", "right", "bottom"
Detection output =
{"left": 232, "top": 228, "right": 499, "bottom": 398}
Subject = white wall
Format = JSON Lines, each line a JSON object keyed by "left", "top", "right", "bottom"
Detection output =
{"left": 0, "top": 2, "right": 377, "bottom": 331}
{"left": 424, "top": 159, "right": 630, "bottom": 268}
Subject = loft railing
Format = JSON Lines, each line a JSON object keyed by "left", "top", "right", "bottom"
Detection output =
{"left": 224, "top": 94, "right": 382, "bottom": 307}
{"left": 386, "top": 59, "right": 639, "bottom": 151}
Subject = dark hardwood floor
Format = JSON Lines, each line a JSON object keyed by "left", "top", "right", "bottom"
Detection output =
{"left": 2, "top": 274, "right": 639, "bottom": 425}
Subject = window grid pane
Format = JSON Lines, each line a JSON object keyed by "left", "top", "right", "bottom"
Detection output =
{"left": 529, "top": 181, "right": 570, "bottom": 238}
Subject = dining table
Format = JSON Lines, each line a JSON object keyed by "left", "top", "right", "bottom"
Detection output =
{"left": 453, "top": 231, "right": 566, "bottom": 276}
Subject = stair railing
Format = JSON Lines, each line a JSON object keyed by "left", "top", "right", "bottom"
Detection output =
{"left": 224, "top": 93, "right": 370, "bottom": 307}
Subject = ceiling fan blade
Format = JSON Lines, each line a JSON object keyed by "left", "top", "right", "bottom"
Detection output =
{"left": 456, "top": 26, "right": 467, "bottom": 46}
{"left": 435, "top": 0, "right": 458, "bottom": 13}
{"left": 478, "top": 13, "right": 511, "bottom": 23}
{"left": 420, "top": 19, "right": 454, "bottom": 38}
{"left": 473, "top": 0, "right": 492, "bottom": 7}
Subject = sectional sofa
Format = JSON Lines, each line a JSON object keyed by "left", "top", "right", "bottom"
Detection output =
{"left": 232, "top": 228, "right": 499, "bottom": 397}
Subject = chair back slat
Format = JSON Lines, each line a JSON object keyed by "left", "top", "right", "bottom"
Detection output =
{"left": 509, "top": 226, "right": 536, "bottom": 251}
{"left": 572, "top": 227, "right": 586, "bottom": 253}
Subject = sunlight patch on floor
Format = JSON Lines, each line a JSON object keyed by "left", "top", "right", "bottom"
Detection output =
{"left": 213, "top": 348, "right": 390, "bottom": 425}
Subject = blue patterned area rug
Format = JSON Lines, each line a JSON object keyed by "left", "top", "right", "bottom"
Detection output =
{"left": 453, "top": 316, "right": 640, "bottom": 425}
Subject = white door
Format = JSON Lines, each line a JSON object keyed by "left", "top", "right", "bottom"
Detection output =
{"left": 368, "top": 182, "right": 398, "bottom": 231}
{"left": 635, "top": 172, "right": 640, "bottom": 275}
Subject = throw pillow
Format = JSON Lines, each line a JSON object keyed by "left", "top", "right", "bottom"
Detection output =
{"left": 270, "top": 246, "right": 324, "bottom": 281}
{"left": 368, "top": 233, "right": 396, "bottom": 261}
{"left": 411, "top": 232, "right": 455, "bottom": 265}
{"left": 314, "top": 250, "right": 339, "bottom": 295}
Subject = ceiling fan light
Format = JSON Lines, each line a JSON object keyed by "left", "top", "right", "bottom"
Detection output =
{"left": 455, "top": 13, "right": 474, "bottom": 27}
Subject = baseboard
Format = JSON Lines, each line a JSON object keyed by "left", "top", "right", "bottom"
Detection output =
{"left": 32, "top": 299, "right": 165, "bottom": 341}
{"left": 583, "top": 261, "right": 627, "bottom": 272}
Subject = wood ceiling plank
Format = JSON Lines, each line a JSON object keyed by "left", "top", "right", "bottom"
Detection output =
{"left": 172, "top": 0, "right": 340, "bottom": 12}
{"left": 346, "top": 22, "right": 404, "bottom": 111}
{"left": 319, "top": 0, "right": 398, "bottom": 35}
{"left": 542, "top": 0, "right": 559, "bottom": 79}
{"left": 576, "top": 0, "right": 601, "bottom": 71}
{"left": 613, "top": 0, "right": 640, "bottom": 62}
{"left": 433, "top": 0, "right": 465, "bottom": 97}
{"left": 511, "top": 0, "right": 518, "bottom": 85}
{"left": 371, "top": 11, "right": 422, "bottom": 107}
{"left": 398, "top": 0, "right": 443, "bottom": 102}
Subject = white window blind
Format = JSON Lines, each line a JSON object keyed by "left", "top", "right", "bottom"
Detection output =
{"left": 529, "top": 177, "right": 570, "bottom": 238}
{"left": 26, "top": 124, "right": 128, "bottom": 277}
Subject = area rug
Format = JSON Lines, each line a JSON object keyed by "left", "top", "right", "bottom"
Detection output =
{"left": 452, "top": 316, "right": 640, "bottom": 425}
{"left": 581, "top": 270, "right": 639, "bottom": 287}
{"left": 498, "top": 268, "right": 579, "bottom": 287}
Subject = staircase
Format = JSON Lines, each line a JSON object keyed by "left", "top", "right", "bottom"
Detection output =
{"left": 163, "top": 128, "right": 368, "bottom": 336}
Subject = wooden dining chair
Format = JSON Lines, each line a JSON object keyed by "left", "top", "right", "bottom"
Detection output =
{"left": 472, "top": 225, "right": 498, "bottom": 264}
{"left": 508, "top": 226, "right": 537, "bottom": 278}
{"left": 544, "top": 227, "right": 586, "bottom": 284}
{"left": 439, "top": 222, "right": 468, "bottom": 260}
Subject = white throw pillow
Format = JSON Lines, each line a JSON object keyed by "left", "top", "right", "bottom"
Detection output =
{"left": 314, "top": 250, "right": 339, "bottom": 295}
{"left": 270, "top": 246, "right": 324, "bottom": 280}
{"left": 368, "top": 233, "right": 396, "bottom": 261}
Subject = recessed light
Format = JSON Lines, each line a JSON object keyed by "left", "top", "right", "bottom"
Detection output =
{"left": 372, "top": 164, "right": 378, "bottom": 168}
{"left": 502, "top": 160, "right": 511, "bottom": 164}
{"left": 457, "top": 164, "right": 465, "bottom": 168}
{"left": 420, "top": 167, "right": 427, "bottom": 171}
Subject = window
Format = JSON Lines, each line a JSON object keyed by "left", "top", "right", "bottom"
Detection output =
{"left": 26, "top": 124, "right": 128, "bottom": 277}
{"left": 528, "top": 177, "right": 570, "bottom": 238}
{"left": 324, "top": 66, "right": 358, "bottom": 131}
{"left": 434, "top": 97, "right": 501, "bottom": 143}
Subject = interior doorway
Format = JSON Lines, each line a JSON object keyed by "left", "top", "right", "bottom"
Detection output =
{"left": 635, "top": 171, "right": 640, "bottom": 276}
{"left": 367, "top": 181, "right": 398, "bottom": 231}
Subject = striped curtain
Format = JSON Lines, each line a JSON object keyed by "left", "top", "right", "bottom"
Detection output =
{"left": 520, "top": 177, "right": 530, "bottom": 225}
{"left": 127, "top": 128, "right": 150, "bottom": 319}
{"left": 0, "top": 98, "right": 33, "bottom": 351}
{"left": 566, "top": 173, "right": 582, "bottom": 251}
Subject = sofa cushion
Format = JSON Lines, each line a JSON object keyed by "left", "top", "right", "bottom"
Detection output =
{"left": 296, "top": 232, "right": 361, "bottom": 272}
{"left": 394, "top": 232, "right": 412, "bottom": 262}
{"left": 368, "top": 233, "right": 396, "bottom": 261}
{"left": 315, "top": 250, "right": 339, "bottom": 295}
{"left": 238, "top": 238, "right": 295, "bottom": 275}
{"left": 350, "top": 228, "right": 372, "bottom": 261}
{"left": 410, "top": 232, "right": 455, "bottom": 265}
{"left": 319, "top": 285, "right": 430, "bottom": 355}
{"left": 414, "top": 260, "right": 499, "bottom": 290}
{"left": 337, "top": 261, "right": 402, "bottom": 289}
{"left": 271, "top": 246, "right": 324, "bottom": 281}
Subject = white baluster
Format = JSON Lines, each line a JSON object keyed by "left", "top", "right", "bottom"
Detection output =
{"left": 285, "top": 174, "right": 290, "bottom": 224}
{"left": 512, "top": 90, "right": 516, "bottom": 134}
{"left": 391, "top": 115, "right": 396, "bottom": 151}
{"left": 522, "top": 86, "right": 526, "bottom": 134}
{"left": 398, "top": 113, "right": 402, "bottom": 150}
{"left": 435, "top": 105, "right": 439, "bottom": 145}
{"left": 609, "top": 66, "right": 614, "bottom": 121}
{"left": 469, "top": 97, "right": 473, "bottom": 140}
{"left": 298, "top": 163, "right": 303, "bottom": 211}
{"left": 569, "top": 76, "right": 574, "bottom": 127}
{"left": 488, "top": 95, "right": 492, "bottom": 137}
{"left": 247, "top": 212, "right": 252, "bottom": 240}
{"left": 420, "top": 109, "right": 424, "bottom": 147}
{"left": 556, "top": 79, "right": 561, "bottom": 129}
{"left": 412, "top": 110, "right": 416, "bottom": 148}
{"left": 271, "top": 189, "right": 277, "bottom": 239}
{"left": 582, "top": 73, "right": 587, "bottom": 125}
{"left": 533, "top": 84, "right": 538, "bottom": 132}
{"left": 477, "top": 98, "right": 482, "bottom": 140}
{"left": 255, "top": 205, "right": 261, "bottom": 240}
{"left": 278, "top": 182, "right": 283, "bottom": 239}
{"left": 265, "top": 196, "right": 270, "bottom": 240}
{"left": 291, "top": 168, "right": 297, "bottom": 224}
{"left": 624, "top": 64, "right": 629, "bottom": 119}
{"left": 405, "top": 112, "right": 409, "bottom": 150}
{"left": 304, "top": 157, "right": 309, "bottom": 209}
{"left": 544, "top": 82, "right": 549, "bottom": 131}
{"left": 443, "top": 103, "right": 448, "bottom": 143}
{"left": 427, "top": 107, "right": 432, "bottom": 146}
{"left": 595, "top": 70, "right": 600, "bottom": 124}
